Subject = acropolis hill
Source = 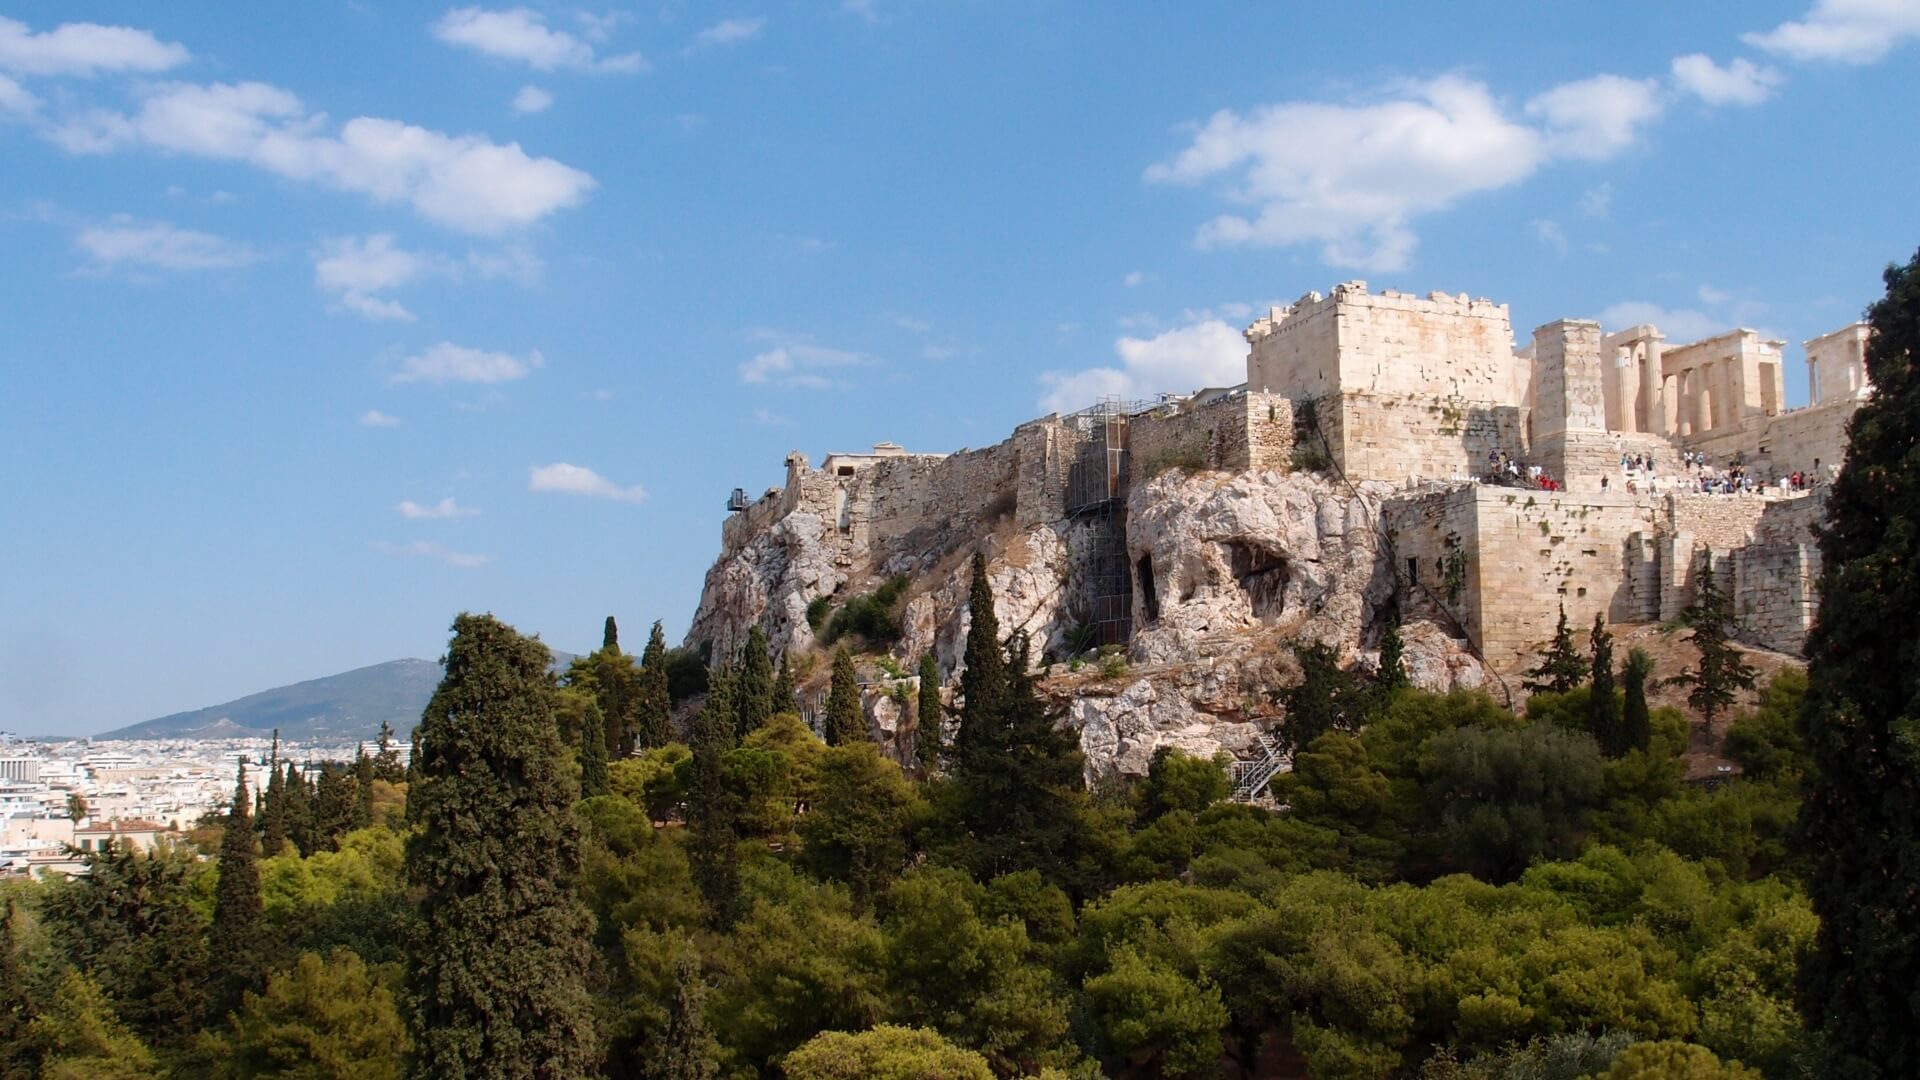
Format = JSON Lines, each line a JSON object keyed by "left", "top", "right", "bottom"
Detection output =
{"left": 689, "top": 281, "right": 1868, "bottom": 777}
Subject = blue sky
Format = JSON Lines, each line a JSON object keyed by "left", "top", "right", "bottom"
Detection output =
{"left": 2, "top": 2, "right": 1916, "bottom": 735}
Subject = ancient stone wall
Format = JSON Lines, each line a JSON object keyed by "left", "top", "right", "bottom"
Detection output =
{"left": 1246, "top": 282, "right": 1523, "bottom": 404}
{"left": 1125, "top": 390, "right": 1294, "bottom": 483}
{"left": 1320, "top": 392, "right": 1530, "bottom": 486}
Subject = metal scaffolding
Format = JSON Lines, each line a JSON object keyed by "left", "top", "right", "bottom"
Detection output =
{"left": 1064, "top": 398, "right": 1149, "bottom": 649}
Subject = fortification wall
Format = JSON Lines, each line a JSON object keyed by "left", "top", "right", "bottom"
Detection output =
{"left": 1126, "top": 390, "right": 1294, "bottom": 482}
{"left": 1319, "top": 392, "right": 1530, "bottom": 486}
{"left": 1246, "top": 283, "right": 1523, "bottom": 404}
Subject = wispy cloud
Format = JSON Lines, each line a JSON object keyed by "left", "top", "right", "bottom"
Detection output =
{"left": 1148, "top": 72, "right": 1663, "bottom": 272}
{"left": 1744, "top": 0, "right": 1920, "bottom": 65}
{"left": 359, "top": 409, "right": 402, "bottom": 428}
{"left": 528, "top": 462, "right": 646, "bottom": 502}
{"left": 1671, "top": 54, "right": 1782, "bottom": 106}
{"left": 75, "top": 217, "right": 258, "bottom": 272}
{"left": 1531, "top": 219, "right": 1569, "bottom": 254}
{"left": 1599, "top": 301, "right": 1721, "bottom": 343}
{"left": 396, "top": 497, "right": 478, "bottom": 519}
{"left": 511, "top": 84, "right": 554, "bottom": 114}
{"left": 391, "top": 342, "right": 544, "bottom": 384}
{"left": 432, "top": 7, "right": 647, "bottom": 73}
{"left": 0, "top": 16, "right": 188, "bottom": 77}
{"left": 1038, "top": 318, "right": 1247, "bottom": 414}
{"left": 314, "top": 234, "right": 541, "bottom": 322}
{"left": 688, "top": 17, "right": 766, "bottom": 52}
{"left": 376, "top": 540, "right": 490, "bottom": 568}
{"left": 53, "top": 81, "right": 596, "bottom": 234}
{"left": 739, "top": 341, "right": 870, "bottom": 389}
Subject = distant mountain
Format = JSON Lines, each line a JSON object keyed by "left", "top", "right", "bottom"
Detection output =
{"left": 100, "top": 650, "right": 580, "bottom": 741}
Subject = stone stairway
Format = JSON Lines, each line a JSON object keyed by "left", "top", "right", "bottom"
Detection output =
{"left": 1229, "top": 730, "right": 1290, "bottom": 803}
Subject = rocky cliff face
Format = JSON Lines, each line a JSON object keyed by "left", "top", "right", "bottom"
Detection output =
{"left": 689, "top": 465, "right": 1490, "bottom": 779}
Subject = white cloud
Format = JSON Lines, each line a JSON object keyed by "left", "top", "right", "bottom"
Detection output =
{"left": 511, "top": 84, "right": 554, "bottom": 114}
{"left": 1148, "top": 73, "right": 1666, "bottom": 272}
{"left": 1671, "top": 54, "right": 1783, "bottom": 105}
{"left": 396, "top": 497, "right": 478, "bottom": 519}
{"left": 1523, "top": 74, "right": 1663, "bottom": 160}
{"left": 1697, "top": 284, "right": 1733, "bottom": 305}
{"left": 392, "top": 342, "right": 543, "bottom": 384}
{"left": 433, "top": 7, "right": 646, "bottom": 73}
{"left": 1123, "top": 271, "right": 1146, "bottom": 287}
{"left": 359, "top": 409, "right": 402, "bottom": 427}
{"left": 1744, "top": 0, "right": 1920, "bottom": 64}
{"left": 529, "top": 462, "right": 646, "bottom": 502}
{"left": 1599, "top": 301, "right": 1722, "bottom": 343}
{"left": 0, "top": 73, "right": 38, "bottom": 116}
{"left": 75, "top": 218, "right": 258, "bottom": 271}
{"left": 0, "top": 16, "right": 188, "bottom": 77}
{"left": 313, "top": 233, "right": 541, "bottom": 320}
{"left": 376, "top": 540, "right": 490, "bottom": 568}
{"left": 54, "top": 81, "right": 596, "bottom": 234}
{"left": 1531, "top": 219, "right": 1568, "bottom": 254}
{"left": 1037, "top": 319, "right": 1247, "bottom": 413}
{"left": 690, "top": 17, "right": 767, "bottom": 51}
{"left": 1579, "top": 182, "right": 1613, "bottom": 217}
{"left": 738, "top": 343, "right": 869, "bottom": 388}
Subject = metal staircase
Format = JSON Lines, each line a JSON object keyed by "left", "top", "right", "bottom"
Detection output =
{"left": 1229, "top": 730, "right": 1289, "bottom": 803}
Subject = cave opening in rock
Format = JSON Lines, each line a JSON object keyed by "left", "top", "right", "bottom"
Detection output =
{"left": 1227, "top": 541, "right": 1291, "bottom": 620}
{"left": 1137, "top": 555, "right": 1160, "bottom": 624}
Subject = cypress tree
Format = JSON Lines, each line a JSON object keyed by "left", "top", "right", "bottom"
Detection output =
{"left": 636, "top": 620, "right": 675, "bottom": 751}
{"left": 824, "top": 648, "right": 866, "bottom": 745}
{"left": 1621, "top": 647, "right": 1654, "bottom": 755}
{"left": 1278, "top": 640, "right": 1365, "bottom": 754}
{"left": 352, "top": 745, "right": 375, "bottom": 829}
{"left": 1376, "top": 618, "right": 1408, "bottom": 692}
{"left": 282, "top": 762, "right": 314, "bottom": 857}
{"left": 916, "top": 652, "right": 943, "bottom": 774}
{"left": 314, "top": 763, "right": 358, "bottom": 849}
{"left": 372, "top": 720, "right": 405, "bottom": 783}
{"left": 1588, "top": 615, "right": 1623, "bottom": 757}
{"left": 686, "top": 670, "right": 741, "bottom": 927}
{"left": 959, "top": 632, "right": 1086, "bottom": 882}
{"left": 1670, "top": 555, "right": 1758, "bottom": 730}
{"left": 404, "top": 613, "right": 599, "bottom": 1078}
{"left": 954, "top": 552, "right": 1007, "bottom": 773}
{"left": 261, "top": 732, "right": 287, "bottom": 858}
{"left": 210, "top": 761, "right": 263, "bottom": 1016}
{"left": 735, "top": 626, "right": 775, "bottom": 737}
{"left": 579, "top": 699, "right": 611, "bottom": 799}
{"left": 771, "top": 650, "right": 799, "bottom": 717}
{"left": 0, "top": 900, "right": 27, "bottom": 1079}
{"left": 603, "top": 614, "right": 619, "bottom": 653}
{"left": 650, "top": 953, "right": 718, "bottom": 1080}
{"left": 1522, "top": 603, "right": 1588, "bottom": 694}
{"left": 1798, "top": 248, "right": 1920, "bottom": 1076}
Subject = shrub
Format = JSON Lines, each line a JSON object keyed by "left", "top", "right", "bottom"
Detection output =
{"left": 806, "top": 595, "right": 834, "bottom": 632}
{"left": 819, "top": 575, "right": 912, "bottom": 647}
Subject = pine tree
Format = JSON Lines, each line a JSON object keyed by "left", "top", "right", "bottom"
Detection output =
{"left": 0, "top": 899, "right": 32, "bottom": 1080}
{"left": 261, "top": 732, "right": 288, "bottom": 858}
{"left": 1670, "top": 556, "right": 1758, "bottom": 730}
{"left": 825, "top": 648, "right": 866, "bottom": 745}
{"left": 1588, "top": 615, "right": 1623, "bottom": 757}
{"left": 648, "top": 953, "right": 718, "bottom": 1080}
{"left": 636, "top": 620, "right": 675, "bottom": 751}
{"left": 1798, "top": 248, "right": 1920, "bottom": 1077}
{"left": 282, "top": 762, "right": 314, "bottom": 857}
{"left": 604, "top": 614, "right": 620, "bottom": 653}
{"left": 1523, "top": 604, "right": 1588, "bottom": 694}
{"left": 771, "top": 650, "right": 799, "bottom": 717}
{"left": 686, "top": 670, "right": 741, "bottom": 927}
{"left": 954, "top": 552, "right": 1007, "bottom": 774}
{"left": 404, "top": 613, "right": 599, "bottom": 1078}
{"left": 372, "top": 720, "right": 406, "bottom": 783}
{"left": 1376, "top": 618, "right": 1408, "bottom": 692}
{"left": 1621, "top": 647, "right": 1654, "bottom": 755}
{"left": 735, "top": 626, "right": 775, "bottom": 738}
{"left": 210, "top": 760, "right": 263, "bottom": 1017}
{"left": 916, "top": 653, "right": 943, "bottom": 774}
{"left": 352, "top": 745, "right": 375, "bottom": 829}
{"left": 579, "top": 699, "right": 611, "bottom": 799}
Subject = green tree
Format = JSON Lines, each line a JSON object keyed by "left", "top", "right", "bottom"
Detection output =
{"left": 1278, "top": 640, "right": 1365, "bottom": 754}
{"left": 261, "top": 731, "right": 288, "bottom": 857}
{"left": 1621, "top": 648, "right": 1655, "bottom": 756}
{"left": 1524, "top": 604, "right": 1588, "bottom": 694}
{"left": 1376, "top": 618, "right": 1408, "bottom": 693}
{"left": 784, "top": 1026, "right": 993, "bottom": 1080}
{"left": 1082, "top": 946, "right": 1228, "bottom": 1079}
{"left": 228, "top": 949, "right": 408, "bottom": 1079}
{"left": 1798, "top": 248, "right": 1920, "bottom": 1079}
{"left": 1601, "top": 1041, "right": 1760, "bottom": 1079}
{"left": 1589, "top": 615, "right": 1624, "bottom": 757}
{"left": 799, "top": 743, "right": 919, "bottom": 911}
{"left": 352, "top": 746, "right": 375, "bottom": 829}
{"left": 604, "top": 614, "right": 620, "bottom": 652}
{"left": 1422, "top": 723, "right": 1604, "bottom": 881}
{"left": 211, "top": 761, "right": 264, "bottom": 1017}
{"left": 824, "top": 648, "right": 866, "bottom": 746}
{"left": 772, "top": 650, "right": 799, "bottom": 718}
{"left": 0, "top": 900, "right": 31, "bottom": 1080}
{"left": 916, "top": 653, "right": 943, "bottom": 774}
{"left": 686, "top": 670, "right": 741, "bottom": 927}
{"left": 636, "top": 621, "right": 675, "bottom": 751}
{"left": 404, "top": 613, "right": 598, "bottom": 1078}
{"left": 580, "top": 698, "right": 611, "bottom": 799}
{"left": 64, "top": 792, "right": 86, "bottom": 824}
{"left": 282, "top": 762, "right": 314, "bottom": 857}
{"left": 953, "top": 552, "right": 1007, "bottom": 773}
{"left": 736, "top": 626, "right": 775, "bottom": 738}
{"left": 1670, "top": 558, "right": 1758, "bottom": 730}
{"left": 313, "top": 762, "right": 356, "bottom": 850}
{"left": 1138, "top": 747, "right": 1229, "bottom": 822}
{"left": 371, "top": 721, "right": 405, "bottom": 784}
{"left": 27, "top": 974, "right": 157, "bottom": 1080}
{"left": 647, "top": 953, "right": 717, "bottom": 1080}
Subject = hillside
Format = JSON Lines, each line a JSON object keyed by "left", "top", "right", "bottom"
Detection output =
{"left": 100, "top": 650, "right": 579, "bottom": 741}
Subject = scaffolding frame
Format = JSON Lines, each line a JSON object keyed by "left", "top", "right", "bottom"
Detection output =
{"left": 1063, "top": 397, "right": 1153, "bottom": 649}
